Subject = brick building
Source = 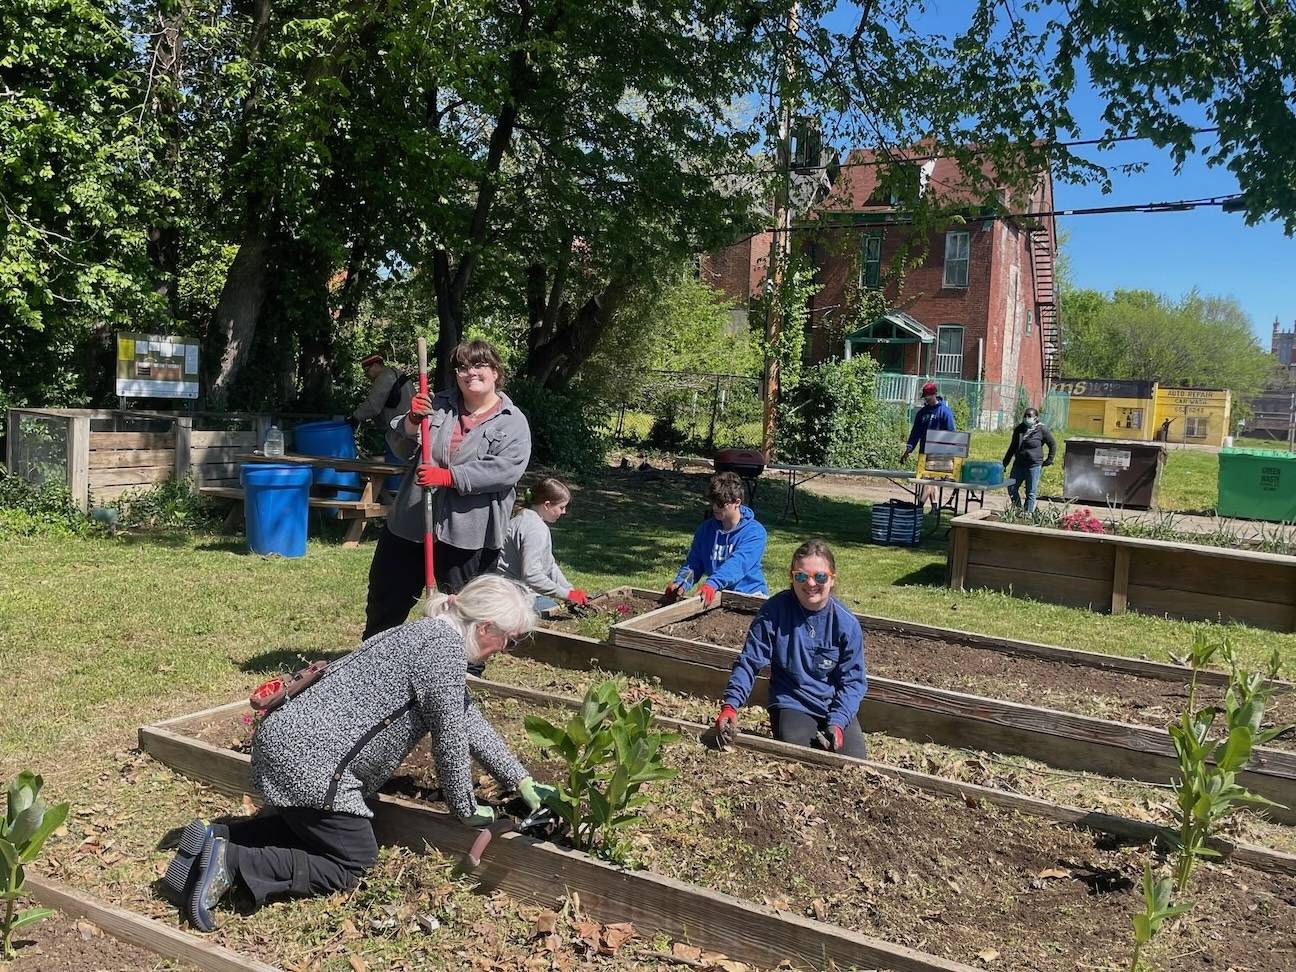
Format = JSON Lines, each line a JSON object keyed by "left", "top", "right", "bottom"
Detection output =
{"left": 702, "top": 148, "right": 1058, "bottom": 408}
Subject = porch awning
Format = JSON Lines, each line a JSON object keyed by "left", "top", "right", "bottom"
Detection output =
{"left": 843, "top": 311, "right": 935, "bottom": 345}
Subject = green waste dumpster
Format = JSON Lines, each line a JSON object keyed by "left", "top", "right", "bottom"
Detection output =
{"left": 1217, "top": 448, "right": 1296, "bottom": 522}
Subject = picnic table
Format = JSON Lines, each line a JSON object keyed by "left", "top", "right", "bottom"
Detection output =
{"left": 198, "top": 452, "right": 406, "bottom": 547}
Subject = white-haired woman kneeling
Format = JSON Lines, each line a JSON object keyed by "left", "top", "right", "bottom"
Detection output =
{"left": 163, "top": 575, "right": 552, "bottom": 932}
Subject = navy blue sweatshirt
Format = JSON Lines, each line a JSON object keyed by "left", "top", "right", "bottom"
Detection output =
{"left": 723, "top": 590, "right": 867, "bottom": 728}
{"left": 673, "top": 505, "right": 768, "bottom": 594}
{"left": 905, "top": 397, "right": 956, "bottom": 453}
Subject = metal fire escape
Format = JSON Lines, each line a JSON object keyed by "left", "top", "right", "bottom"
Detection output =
{"left": 1030, "top": 226, "right": 1060, "bottom": 383}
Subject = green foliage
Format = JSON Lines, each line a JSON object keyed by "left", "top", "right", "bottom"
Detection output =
{"left": 524, "top": 681, "right": 678, "bottom": 863}
{"left": 505, "top": 378, "right": 608, "bottom": 476}
{"left": 777, "top": 356, "right": 906, "bottom": 467}
{"left": 1059, "top": 289, "right": 1273, "bottom": 400}
{"left": 1, "top": 772, "right": 70, "bottom": 958}
{"left": 1129, "top": 861, "right": 1192, "bottom": 972}
{"left": 1168, "top": 634, "right": 1292, "bottom": 894}
{"left": 106, "top": 477, "right": 224, "bottom": 531}
{"left": 0, "top": 470, "right": 89, "bottom": 538}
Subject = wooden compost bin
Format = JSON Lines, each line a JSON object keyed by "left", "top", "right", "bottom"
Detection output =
{"left": 595, "top": 592, "right": 1296, "bottom": 823}
{"left": 139, "top": 699, "right": 979, "bottom": 972}
{"left": 947, "top": 509, "right": 1296, "bottom": 632}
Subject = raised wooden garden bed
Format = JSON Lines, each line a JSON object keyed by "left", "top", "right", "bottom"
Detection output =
{"left": 591, "top": 594, "right": 1296, "bottom": 823}
{"left": 948, "top": 509, "right": 1296, "bottom": 631}
{"left": 142, "top": 690, "right": 1296, "bottom": 972}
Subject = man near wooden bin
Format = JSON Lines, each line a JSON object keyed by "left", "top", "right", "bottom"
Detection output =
{"left": 900, "top": 381, "right": 956, "bottom": 511}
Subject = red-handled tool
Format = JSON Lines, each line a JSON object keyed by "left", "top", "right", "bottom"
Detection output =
{"left": 416, "top": 337, "right": 436, "bottom": 595}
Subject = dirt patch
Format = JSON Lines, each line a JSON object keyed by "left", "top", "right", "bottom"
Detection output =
{"left": 664, "top": 608, "right": 1296, "bottom": 744}
{"left": 6, "top": 912, "right": 192, "bottom": 970}
{"left": 174, "top": 705, "right": 1296, "bottom": 972}
{"left": 539, "top": 592, "right": 665, "bottom": 638}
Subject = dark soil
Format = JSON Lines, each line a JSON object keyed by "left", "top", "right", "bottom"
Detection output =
{"left": 178, "top": 705, "right": 1296, "bottom": 972}
{"left": 538, "top": 592, "right": 665, "bottom": 636}
{"left": 6, "top": 912, "right": 191, "bottom": 970}
{"left": 664, "top": 608, "right": 1296, "bottom": 744}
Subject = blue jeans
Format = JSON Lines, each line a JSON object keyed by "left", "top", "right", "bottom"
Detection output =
{"left": 533, "top": 595, "right": 559, "bottom": 614}
{"left": 1009, "top": 460, "right": 1043, "bottom": 513}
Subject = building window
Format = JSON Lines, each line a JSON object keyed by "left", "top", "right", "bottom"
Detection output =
{"left": 935, "top": 325, "right": 964, "bottom": 377}
{"left": 1026, "top": 308, "right": 1034, "bottom": 336}
{"left": 1185, "top": 416, "right": 1208, "bottom": 438}
{"left": 943, "top": 231, "right": 970, "bottom": 288}
{"left": 860, "top": 234, "right": 882, "bottom": 288}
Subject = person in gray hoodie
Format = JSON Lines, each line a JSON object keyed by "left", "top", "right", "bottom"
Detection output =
{"left": 497, "top": 477, "right": 590, "bottom": 613}
{"left": 164, "top": 576, "right": 554, "bottom": 932}
{"left": 363, "top": 339, "right": 532, "bottom": 643}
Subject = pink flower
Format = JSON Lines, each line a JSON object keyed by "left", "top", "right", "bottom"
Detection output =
{"left": 241, "top": 712, "right": 253, "bottom": 725}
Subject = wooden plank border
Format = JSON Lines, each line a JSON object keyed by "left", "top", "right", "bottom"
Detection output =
{"left": 137, "top": 722, "right": 977, "bottom": 972}
{"left": 24, "top": 876, "right": 282, "bottom": 972}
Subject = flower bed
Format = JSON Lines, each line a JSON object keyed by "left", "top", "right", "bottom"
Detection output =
{"left": 948, "top": 509, "right": 1296, "bottom": 632}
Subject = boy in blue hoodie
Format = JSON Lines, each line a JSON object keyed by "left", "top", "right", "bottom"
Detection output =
{"left": 715, "top": 538, "right": 868, "bottom": 757}
{"left": 665, "top": 472, "right": 768, "bottom": 606}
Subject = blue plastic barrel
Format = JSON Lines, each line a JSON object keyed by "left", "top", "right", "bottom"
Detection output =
{"left": 290, "top": 420, "right": 363, "bottom": 497}
{"left": 383, "top": 443, "right": 404, "bottom": 492}
{"left": 241, "top": 464, "right": 312, "bottom": 557}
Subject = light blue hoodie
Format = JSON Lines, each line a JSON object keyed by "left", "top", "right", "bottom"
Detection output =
{"left": 673, "top": 505, "right": 768, "bottom": 595}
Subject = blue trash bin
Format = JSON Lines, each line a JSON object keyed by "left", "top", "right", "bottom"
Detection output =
{"left": 290, "top": 420, "right": 363, "bottom": 497}
{"left": 383, "top": 443, "right": 405, "bottom": 493}
{"left": 242, "top": 464, "right": 312, "bottom": 557}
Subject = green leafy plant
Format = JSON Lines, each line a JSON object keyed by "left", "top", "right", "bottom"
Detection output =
{"left": 2, "top": 772, "right": 70, "bottom": 958}
{"left": 1168, "top": 633, "right": 1292, "bottom": 893}
{"left": 524, "top": 681, "right": 679, "bottom": 863}
{"left": 1129, "top": 861, "right": 1193, "bottom": 972}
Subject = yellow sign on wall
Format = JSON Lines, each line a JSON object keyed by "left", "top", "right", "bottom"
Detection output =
{"left": 1153, "top": 387, "right": 1232, "bottom": 447}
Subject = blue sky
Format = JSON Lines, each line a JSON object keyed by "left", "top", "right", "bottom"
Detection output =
{"left": 819, "top": 2, "right": 1295, "bottom": 347}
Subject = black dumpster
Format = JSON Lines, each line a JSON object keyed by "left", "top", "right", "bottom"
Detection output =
{"left": 1062, "top": 437, "right": 1167, "bottom": 509}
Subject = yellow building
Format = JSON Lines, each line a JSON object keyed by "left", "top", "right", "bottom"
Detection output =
{"left": 1153, "top": 387, "right": 1232, "bottom": 447}
{"left": 1054, "top": 379, "right": 1157, "bottom": 439}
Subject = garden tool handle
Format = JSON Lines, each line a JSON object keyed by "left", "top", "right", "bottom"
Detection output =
{"left": 417, "top": 338, "right": 436, "bottom": 594}
{"left": 464, "top": 819, "right": 514, "bottom": 870}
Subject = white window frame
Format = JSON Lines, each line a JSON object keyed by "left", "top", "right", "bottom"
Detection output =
{"left": 859, "top": 234, "right": 882, "bottom": 289}
{"left": 943, "top": 231, "right": 970, "bottom": 288}
{"left": 935, "top": 325, "right": 964, "bottom": 378}
{"left": 1185, "top": 416, "right": 1208, "bottom": 438}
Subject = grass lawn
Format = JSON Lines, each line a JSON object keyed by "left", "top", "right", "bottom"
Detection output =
{"left": 3, "top": 468, "right": 1295, "bottom": 967}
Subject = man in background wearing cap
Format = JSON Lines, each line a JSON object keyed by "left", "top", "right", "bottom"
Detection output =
{"left": 351, "top": 354, "right": 411, "bottom": 437}
{"left": 900, "top": 381, "right": 956, "bottom": 509}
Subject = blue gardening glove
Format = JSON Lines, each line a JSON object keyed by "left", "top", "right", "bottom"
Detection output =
{"left": 518, "top": 777, "right": 556, "bottom": 812}
{"left": 462, "top": 804, "right": 495, "bottom": 827}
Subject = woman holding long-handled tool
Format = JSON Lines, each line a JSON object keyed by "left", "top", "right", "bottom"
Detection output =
{"left": 363, "top": 338, "right": 532, "bottom": 659}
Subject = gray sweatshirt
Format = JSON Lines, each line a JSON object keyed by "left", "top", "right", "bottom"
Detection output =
{"left": 249, "top": 617, "right": 528, "bottom": 818}
{"left": 387, "top": 389, "right": 531, "bottom": 549}
{"left": 497, "top": 508, "right": 573, "bottom": 599}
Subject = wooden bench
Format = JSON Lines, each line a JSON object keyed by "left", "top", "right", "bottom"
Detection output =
{"left": 199, "top": 486, "right": 388, "bottom": 548}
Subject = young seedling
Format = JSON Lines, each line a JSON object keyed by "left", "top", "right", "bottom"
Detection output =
{"left": 1129, "top": 861, "right": 1192, "bottom": 972}
{"left": 1168, "top": 634, "right": 1292, "bottom": 893}
{"left": 1, "top": 772, "right": 70, "bottom": 958}
{"left": 525, "top": 681, "right": 679, "bottom": 864}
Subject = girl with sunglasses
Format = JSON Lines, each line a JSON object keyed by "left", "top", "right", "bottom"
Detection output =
{"left": 714, "top": 539, "right": 868, "bottom": 757}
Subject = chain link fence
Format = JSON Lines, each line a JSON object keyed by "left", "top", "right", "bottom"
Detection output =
{"left": 608, "top": 370, "right": 763, "bottom": 452}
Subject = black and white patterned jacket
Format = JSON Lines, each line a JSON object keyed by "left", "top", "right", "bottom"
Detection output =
{"left": 249, "top": 617, "right": 528, "bottom": 818}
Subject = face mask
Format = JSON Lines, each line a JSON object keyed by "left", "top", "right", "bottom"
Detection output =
{"left": 1024, "top": 417, "right": 1037, "bottom": 428}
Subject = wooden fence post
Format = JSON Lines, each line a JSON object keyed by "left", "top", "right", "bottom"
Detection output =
{"left": 175, "top": 416, "right": 192, "bottom": 483}
{"left": 1111, "top": 546, "right": 1130, "bottom": 615}
{"left": 948, "top": 522, "right": 969, "bottom": 591}
{"left": 67, "top": 414, "right": 90, "bottom": 512}
{"left": 4, "top": 409, "right": 18, "bottom": 473}
{"left": 252, "top": 414, "right": 270, "bottom": 451}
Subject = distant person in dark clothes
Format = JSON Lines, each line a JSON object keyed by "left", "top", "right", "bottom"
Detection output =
{"left": 900, "top": 381, "right": 956, "bottom": 511}
{"left": 1002, "top": 406, "right": 1057, "bottom": 514}
{"left": 665, "top": 472, "right": 768, "bottom": 605}
{"left": 363, "top": 339, "right": 531, "bottom": 666}
{"left": 714, "top": 539, "right": 868, "bottom": 757}
{"left": 162, "top": 576, "right": 554, "bottom": 933}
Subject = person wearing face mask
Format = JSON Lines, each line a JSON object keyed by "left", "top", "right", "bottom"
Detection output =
{"left": 496, "top": 477, "right": 588, "bottom": 614}
{"left": 664, "top": 472, "right": 768, "bottom": 606}
{"left": 713, "top": 539, "right": 868, "bottom": 757}
{"left": 1002, "top": 406, "right": 1057, "bottom": 514}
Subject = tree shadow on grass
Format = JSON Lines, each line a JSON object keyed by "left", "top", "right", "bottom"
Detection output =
{"left": 238, "top": 646, "right": 350, "bottom": 675}
{"left": 891, "top": 562, "right": 948, "bottom": 587}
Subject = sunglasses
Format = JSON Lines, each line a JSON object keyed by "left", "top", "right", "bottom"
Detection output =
{"left": 790, "top": 570, "right": 833, "bottom": 585}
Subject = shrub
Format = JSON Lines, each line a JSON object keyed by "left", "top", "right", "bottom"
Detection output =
{"left": 2, "top": 772, "right": 70, "bottom": 958}
{"left": 0, "top": 470, "right": 89, "bottom": 537}
{"left": 506, "top": 378, "right": 609, "bottom": 475}
{"left": 776, "top": 356, "right": 906, "bottom": 467}
{"left": 107, "top": 476, "right": 223, "bottom": 530}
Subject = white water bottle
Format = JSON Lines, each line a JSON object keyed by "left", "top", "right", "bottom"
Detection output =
{"left": 264, "top": 425, "right": 285, "bottom": 457}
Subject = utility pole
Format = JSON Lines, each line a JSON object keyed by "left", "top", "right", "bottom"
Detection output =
{"left": 1288, "top": 392, "right": 1295, "bottom": 452}
{"left": 760, "top": 2, "right": 799, "bottom": 462}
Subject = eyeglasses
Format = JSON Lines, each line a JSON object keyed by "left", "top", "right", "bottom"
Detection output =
{"left": 790, "top": 570, "right": 833, "bottom": 585}
{"left": 455, "top": 363, "right": 493, "bottom": 375}
{"left": 483, "top": 623, "right": 520, "bottom": 650}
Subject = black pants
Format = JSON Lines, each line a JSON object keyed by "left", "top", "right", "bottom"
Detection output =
{"left": 770, "top": 707, "right": 869, "bottom": 759}
{"left": 363, "top": 527, "right": 501, "bottom": 639}
{"left": 226, "top": 808, "right": 378, "bottom": 905}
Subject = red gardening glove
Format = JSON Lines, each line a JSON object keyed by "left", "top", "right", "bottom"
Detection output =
{"left": 827, "top": 724, "right": 844, "bottom": 752}
{"left": 416, "top": 464, "right": 453, "bottom": 488}
{"left": 408, "top": 392, "right": 434, "bottom": 420}
{"left": 567, "top": 589, "right": 589, "bottom": 607}
{"left": 715, "top": 704, "right": 737, "bottom": 734}
{"left": 699, "top": 583, "right": 718, "bottom": 607}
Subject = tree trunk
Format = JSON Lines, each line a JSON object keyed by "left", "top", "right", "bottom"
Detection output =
{"left": 205, "top": 232, "right": 272, "bottom": 408}
{"left": 144, "top": 1, "right": 189, "bottom": 321}
{"left": 526, "top": 278, "right": 631, "bottom": 388}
